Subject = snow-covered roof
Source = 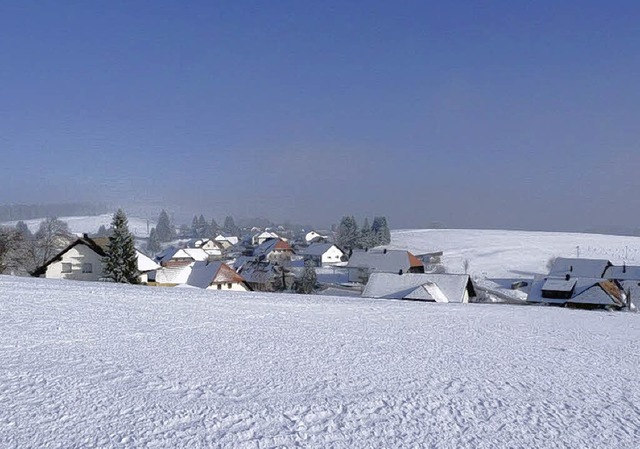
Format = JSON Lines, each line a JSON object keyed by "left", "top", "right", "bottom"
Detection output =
{"left": 347, "top": 249, "right": 423, "bottom": 273}
{"left": 186, "top": 261, "right": 246, "bottom": 289}
{"left": 299, "top": 243, "right": 342, "bottom": 257}
{"left": 548, "top": 258, "right": 611, "bottom": 278}
{"left": 362, "top": 273, "right": 474, "bottom": 303}
{"left": 528, "top": 276, "right": 626, "bottom": 307}
{"left": 158, "top": 247, "right": 208, "bottom": 264}
{"left": 603, "top": 265, "right": 640, "bottom": 280}
{"left": 136, "top": 250, "right": 160, "bottom": 272}
{"left": 254, "top": 239, "right": 293, "bottom": 258}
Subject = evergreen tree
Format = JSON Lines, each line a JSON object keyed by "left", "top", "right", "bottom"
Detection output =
{"left": 191, "top": 215, "right": 199, "bottom": 238}
{"left": 146, "top": 227, "right": 161, "bottom": 255}
{"left": 223, "top": 216, "right": 239, "bottom": 236}
{"left": 357, "top": 217, "right": 374, "bottom": 249}
{"left": 95, "top": 224, "right": 111, "bottom": 237}
{"left": 297, "top": 260, "right": 317, "bottom": 294}
{"left": 197, "top": 214, "right": 208, "bottom": 238}
{"left": 336, "top": 216, "right": 359, "bottom": 250}
{"left": 156, "top": 210, "right": 174, "bottom": 242}
{"left": 371, "top": 216, "right": 391, "bottom": 246}
{"left": 103, "top": 209, "right": 139, "bottom": 284}
{"left": 209, "top": 218, "right": 219, "bottom": 236}
{"left": 15, "top": 221, "right": 32, "bottom": 241}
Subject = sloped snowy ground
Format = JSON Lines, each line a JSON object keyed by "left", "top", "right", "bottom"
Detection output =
{"left": 1, "top": 214, "right": 155, "bottom": 238}
{"left": 1, "top": 276, "right": 639, "bottom": 448}
{"left": 390, "top": 229, "right": 640, "bottom": 278}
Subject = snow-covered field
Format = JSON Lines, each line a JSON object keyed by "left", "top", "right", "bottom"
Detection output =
{"left": 390, "top": 229, "right": 640, "bottom": 278}
{"left": 1, "top": 214, "right": 155, "bottom": 238}
{"left": 1, "top": 276, "right": 639, "bottom": 448}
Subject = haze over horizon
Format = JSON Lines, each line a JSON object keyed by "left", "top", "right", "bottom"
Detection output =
{"left": 2, "top": 1, "right": 639, "bottom": 231}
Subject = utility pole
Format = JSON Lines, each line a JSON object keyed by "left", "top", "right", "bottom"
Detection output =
{"left": 576, "top": 245, "right": 580, "bottom": 258}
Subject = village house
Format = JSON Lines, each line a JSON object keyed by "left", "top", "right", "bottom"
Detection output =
{"left": 252, "top": 231, "right": 282, "bottom": 246}
{"left": 237, "top": 259, "right": 294, "bottom": 292}
{"left": 184, "top": 238, "right": 224, "bottom": 257}
{"left": 31, "top": 235, "right": 160, "bottom": 284}
{"left": 214, "top": 234, "right": 239, "bottom": 250}
{"left": 253, "top": 238, "right": 295, "bottom": 264}
{"left": 362, "top": 272, "right": 476, "bottom": 303}
{"left": 299, "top": 243, "right": 346, "bottom": 267}
{"left": 186, "top": 261, "right": 251, "bottom": 291}
{"left": 153, "top": 247, "right": 210, "bottom": 286}
{"left": 527, "top": 275, "right": 627, "bottom": 309}
{"left": 304, "top": 230, "right": 329, "bottom": 244}
{"left": 345, "top": 249, "right": 425, "bottom": 283}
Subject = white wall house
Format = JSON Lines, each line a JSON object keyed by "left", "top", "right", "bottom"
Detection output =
{"left": 32, "top": 236, "right": 158, "bottom": 284}
{"left": 301, "top": 243, "right": 345, "bottom": 266}
{"left": 35, "top": 240, "right": 107, "bottom": 281}
{"left": 252, "top": 231, "right": 281, "bottom": 246}
{"left": 186, "top": 261, "right": 251, "bottom": 291}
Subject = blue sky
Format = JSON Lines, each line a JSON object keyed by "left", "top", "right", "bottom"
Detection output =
{"left": 1, "top": 1, "right": 639, "bottom": 229}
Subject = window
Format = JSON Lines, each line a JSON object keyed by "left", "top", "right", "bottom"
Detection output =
{"left": 227, "top": 283, "right": 232, "bottom": 289}
{"left": 82, "top": 263, "right": 93, "bottom": 273}
{"left": 61, "top": 263, "right": 72, "bottom": 273}
{"left": 217, "top": 284, "right": 222, "bottom": 290}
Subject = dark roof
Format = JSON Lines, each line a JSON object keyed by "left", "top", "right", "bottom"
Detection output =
{"left": 299, "top": 243, "right": 342, "bottom": 257}
{"left": 31, "top": 236, "right": 108, "bottom": 277}
{"left": 603, "top": 265, "right": 640, "bottom": 280}
{"left": 346, "top": 249, "right": 423, "bottom": 273}
{"left": 548, "top": 257, "right": 612, "bottom": 278}
{"left": 527, "top": 275, "right": 626, "bottom": 308}
{"left": 253, "top": 238, "right": 293, "bottom": 257}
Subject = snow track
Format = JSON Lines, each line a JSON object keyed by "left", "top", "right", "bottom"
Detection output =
{"left": 1, "top": 276, "right": 639, "bottom": 447}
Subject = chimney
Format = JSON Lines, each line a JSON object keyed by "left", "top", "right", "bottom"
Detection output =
{"left": 383, "top": 249, "right": 387, "bottom": 254}
{"left": 623, "top": 263, "right": 627, "bottom": 273}
{"left": 83, "top": 233, "right": 89, "bottom": 239}
{"left": 398, "top": 269, "right": 403, "bottom": 275}
{"left": 569, "top": 265, "right": 573, "bottom": 272}
{"left": 565, "top": 274, "right": 570, "bottom": 281}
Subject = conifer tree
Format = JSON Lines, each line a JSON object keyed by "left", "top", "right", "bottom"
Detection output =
{"left": 371, "top": 216, "right": 391, "bottom": 246}
{"left": 156, "top": 210, "right": 174, "bottom": 242}
{"left": 15, "top": 221, "right": 32, "bottom": 241}
{"left": 297, "top": 260, "right": 317, "bottom": 294}
{"left": 146, "top": 227, "right": 161, "bottom": 255}
{"left": 103, "top": 209, "right": 139, "bottom": 284}
{"left": 223, "top": 216, "right": 239, "bottom": 236}
{"left": 336, "top": 216, "right": 359, "bottom": 250}
{"left": 191, "top": 215, "right": 199, "bottom": 238}
{"left": 358, "top": 217, "right": 374, "bottom": 249}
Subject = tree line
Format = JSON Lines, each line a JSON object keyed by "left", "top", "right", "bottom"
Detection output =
{"left": 335, "top": 216, "right": 391, "bottom": 250}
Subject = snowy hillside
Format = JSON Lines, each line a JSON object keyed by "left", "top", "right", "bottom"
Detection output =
{"left": 1, "top": 214, "right": 155, "bottom": 238}
{"left": 389, "top": 229, "right": 640, "bottom": 278}
{"left": 2, "top": 276, "right": 639, "bottom": 448}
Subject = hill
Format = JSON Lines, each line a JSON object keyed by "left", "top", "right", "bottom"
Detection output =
{"left": 1, "top": 214, "right": 155, "bottom": 238}
{"left": 389, "top": 229, "right": 640, "bottom": 278}
{"left": 1, "top": 275, "right": 639, "bottom": 447}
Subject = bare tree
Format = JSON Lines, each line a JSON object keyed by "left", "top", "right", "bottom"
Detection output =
{"left": 33, "top": 217, "right": 72, "bottom": 267}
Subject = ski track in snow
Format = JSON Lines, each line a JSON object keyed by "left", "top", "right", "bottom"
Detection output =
{"left": 1, "top": 276, "right": 639, "bottom": 448}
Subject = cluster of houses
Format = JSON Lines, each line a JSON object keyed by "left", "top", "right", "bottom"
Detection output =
{"left": 29, "top": 228, "right": 637, "bottom": 311}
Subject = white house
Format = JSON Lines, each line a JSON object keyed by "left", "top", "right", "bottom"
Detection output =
{"left": 300, "top": 243, "right": 345, "bottom": 266}
{"left": 214, "top": 234, "right": 239, "bottom": 249}
{"left": 252, "top": 231, "right": 282, "bottom": 246}
{"left": 31, "top": 235, "right": 161, "bottom": 284}
{"left": 185, "top": 238, "right": 223, "bottom": 256}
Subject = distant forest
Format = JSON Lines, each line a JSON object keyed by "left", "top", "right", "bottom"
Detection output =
{"left": 0, "top": 203, "right": 109, "bottom": 222}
